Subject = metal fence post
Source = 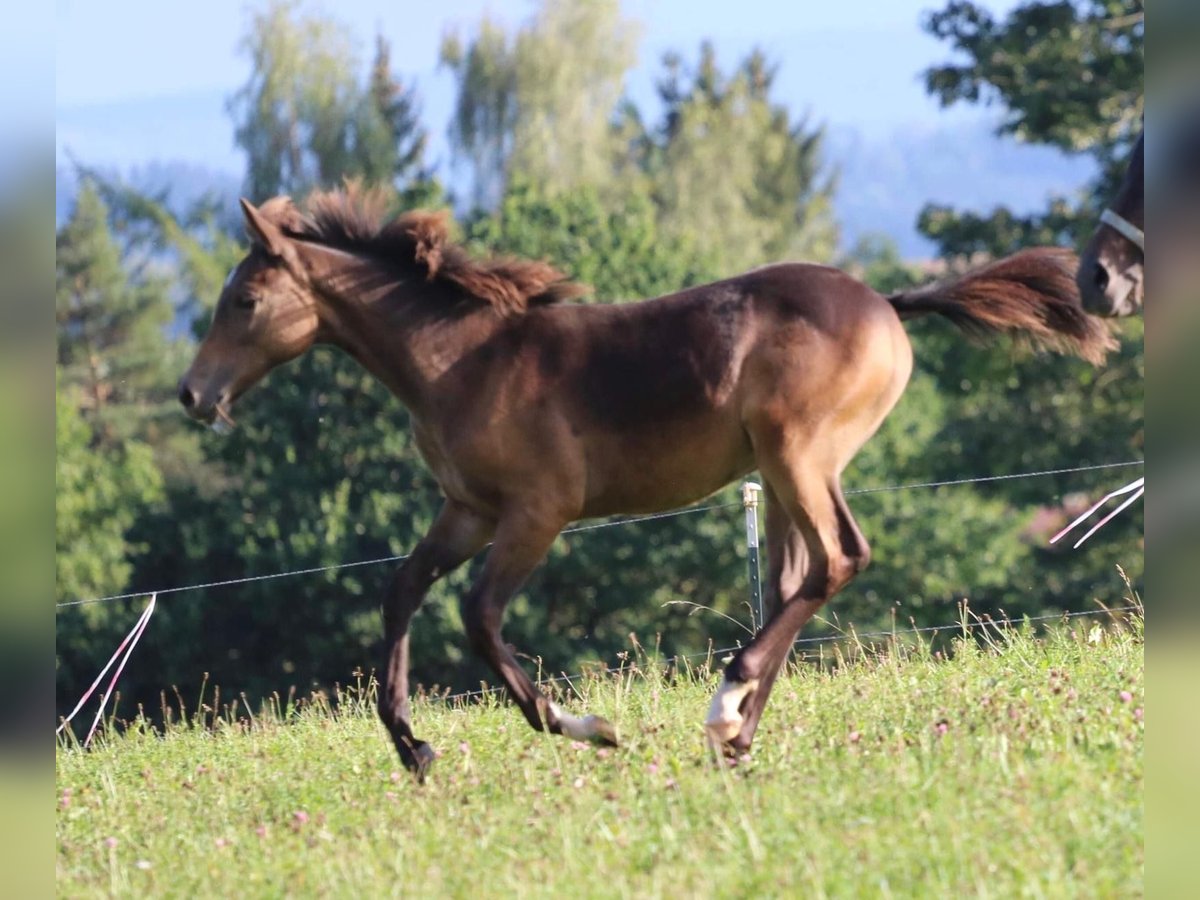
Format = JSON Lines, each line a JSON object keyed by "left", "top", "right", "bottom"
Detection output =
{"left": 742, "top": 481, "right": 763, "bottom": 631}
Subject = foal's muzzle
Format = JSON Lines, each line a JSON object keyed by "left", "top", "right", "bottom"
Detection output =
{"left": 178, "top": 378, "right": 236, "bottom": 433}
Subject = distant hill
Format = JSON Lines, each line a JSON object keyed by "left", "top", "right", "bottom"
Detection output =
{"left": 827, "top": 120, "right": 1096, "bottom": 258}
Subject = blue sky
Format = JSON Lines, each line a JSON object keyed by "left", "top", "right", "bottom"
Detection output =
{"left": 55, "top": 0, "right": 1026, "bottom": 173}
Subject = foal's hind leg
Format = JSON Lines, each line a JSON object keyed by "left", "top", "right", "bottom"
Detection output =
{"left": 712, "top": 485, "right": 808, "bottom": 749}
{"left": 379, "top": 501, "right": 492, "bottom": 778}
{"left": 726, "top": 484, "right": 868, "bottom": 752}
{"left": 459, "top": 511, "right": 619, "bottom": 746}
{"left": 706, "top": 462, "right": 869, "bottom": 753}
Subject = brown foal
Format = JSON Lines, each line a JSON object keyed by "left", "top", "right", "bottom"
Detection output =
{"left": 179, "top": 186, "right": 1114, "bottom": 778}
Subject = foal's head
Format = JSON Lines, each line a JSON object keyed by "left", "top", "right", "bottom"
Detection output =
{"left": 180, "top": 187, "right": 587, "bottom": 429}
{"left": 1078, "top": 132, "right": 1144, "bottom": 318}
{"left": 178, "top": 199, "right": 322, "bottom": 430}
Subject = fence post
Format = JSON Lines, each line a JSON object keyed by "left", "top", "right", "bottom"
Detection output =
{"left": 742, "top": 481, "right": 763, "bottom": 631}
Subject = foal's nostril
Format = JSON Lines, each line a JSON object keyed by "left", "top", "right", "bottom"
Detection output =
{"left": 1092, "top": 262, "right": 1109, "bottom": 292}
{"left": 179, "top": 383, "right": 196, "bottom": 409}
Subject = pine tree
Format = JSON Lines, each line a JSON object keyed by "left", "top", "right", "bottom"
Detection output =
{"left": 366, "top": 35, "right": 431, "bottom": 191}
{"left": 639, "top": 42, "right": 838, "bottom": 273}
{"left": 55, "top": 180, "right": 178, "bottom": 445}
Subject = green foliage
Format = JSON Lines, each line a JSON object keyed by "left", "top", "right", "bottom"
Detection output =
{"left": 910, "top": 0, "right": 1144, "bottom": 618}
{"left": 55, "top": 380, "right": 164, "bottom": 719}
{"left": 919, "top": 0, "right": 1143, "bottom": 248}
{"left": 365, "top": 35, "right": 431, "bottom": 194}
{"left": 56, "top": 181, "right": 182, "bottom": 445}
{"left": 917, "top": 195, "right": 1088, "bottom": 261}
{"left": 636, "top": 43, "right": 838, "bottom": 271}
{"left": 55, "top": 387, "right": 163, "bottom": 603}
{"left": 467, "top": 178, "right": 716, "bottom": 299}
{"left": 923, "top": 1, "right": 1143, "bottom": 159}
{"left": 229, "top": 1, "right": 433, "bottom": 201}
{"left": 441, "top": 0, "right": 638, "bottom": 209}
{"left": 84, "top": 171, "right": 247, "bottom": 325}
{"left": 57, "top": 622, "right": 1143, "bottom": 897}
{"left": 442, "top": 4, "right": 835, "bottom": 272}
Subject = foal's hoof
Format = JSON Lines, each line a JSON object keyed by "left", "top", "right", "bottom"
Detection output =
{"left": 549, "top": 703, "right": 620, "bottom": 746}
{"left": 704, "top": 676, "right": 758, "bottom": 756}
{"left": 586, "top": 715, "right": 619, "bottom": 747}
{"left": 704, "top": 718, "right": 742, "bottom": 756}
{"left": 405, "top": 740, "right": 437, "bottom": 783}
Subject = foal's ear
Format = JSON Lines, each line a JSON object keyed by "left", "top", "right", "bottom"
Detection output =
{"left": 240, "top": 198, "right": 290, "bottom": 259}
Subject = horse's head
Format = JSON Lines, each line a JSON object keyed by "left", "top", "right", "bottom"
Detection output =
{"left": 1078, "top": 133, "right": 1144, "bottom": 317}
{"left": 178, "top": 198, "right": 321, "bottom": 430}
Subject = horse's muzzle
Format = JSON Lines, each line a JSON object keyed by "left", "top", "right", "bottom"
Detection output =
{"left": 178, "top": 378, "right": 235, "bottom": 432}
{"left": 1077, "top": 258, "right": 1142, "bottom": 318}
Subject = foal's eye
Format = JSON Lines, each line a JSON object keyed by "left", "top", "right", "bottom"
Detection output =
{"left": 235, "top": 293, "right": 260, "bottom": 310}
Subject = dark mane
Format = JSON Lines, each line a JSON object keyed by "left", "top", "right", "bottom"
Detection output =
{"left": 263, "top": 185, "right": 589, "bottom": 315}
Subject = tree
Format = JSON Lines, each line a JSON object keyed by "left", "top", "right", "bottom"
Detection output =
{"left": 467, "top": 177, "right": 715, "bottom": 300}
{"left": 55, "top": 181, "right": 180, "bottom": 446}
{"left": 55, "top": 384, "right": 163, "bottom": 604}
{"left": 441, "top": 0, "right": 638, "bottom": 210}
{"left": 904, "top": 0, "right": 1145, "bottom": 616}
{"left": 60, "top": 0, "right": 1148, "bottom": 725}
{"left": 918, "top": 0, "right": 1143, "bottom": 258}
{"left": 638, "top": 43, "right": 838, "bottom": 273}
{"left": 56, "top": 380, "right": 165, "bottom": 713}
{"left": 442, "top": 3, "right": 837, "bottom": 271}
{"left": 365, "top": 35, "right": 439, "bottom": 207}
{"left": 229, "top": 1, "right": 433, "bottom": 201}
{"left": 59, "top": 3, "right": 449, "bottom": 717}
{"left": 924, "top": 1, "right": 1142, "bottom": 175}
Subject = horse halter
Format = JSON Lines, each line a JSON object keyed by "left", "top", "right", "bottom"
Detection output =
{"left": 1099, "top": 208, "right": 1145, "bottom": 252}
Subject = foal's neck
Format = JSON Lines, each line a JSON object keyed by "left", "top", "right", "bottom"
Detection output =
{"left": 304, "top": 243, "right": 499, "bottom": 416}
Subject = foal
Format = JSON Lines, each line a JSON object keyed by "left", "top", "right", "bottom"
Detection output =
{"left": 179, "top": 187, "right": 1114, "bottom": 777}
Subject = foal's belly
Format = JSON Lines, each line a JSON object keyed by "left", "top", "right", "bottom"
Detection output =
{"left": 578, "top": 419, "right": 757, "bottom": 518}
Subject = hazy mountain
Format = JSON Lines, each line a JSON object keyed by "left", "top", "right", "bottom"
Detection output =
{"left": 827, "top": 121, "right": 1096, "bottom": 258}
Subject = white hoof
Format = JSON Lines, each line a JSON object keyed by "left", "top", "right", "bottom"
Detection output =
{"left": 550, "top": 704, "right": 619, "bottom": 745}
{"left": 705, "top": 677, "right": 758, "bottom": 745}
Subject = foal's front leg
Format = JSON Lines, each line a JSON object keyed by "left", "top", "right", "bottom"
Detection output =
{"left": 379, "top": 501, "right": 492, "bottom": 778}
{"left": 459, "top": 513, "right": 619, "bottom": 747}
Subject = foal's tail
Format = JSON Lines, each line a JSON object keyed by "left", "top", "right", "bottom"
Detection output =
{"left": 887, "top": 247, "right": 1116, "bottom": 364}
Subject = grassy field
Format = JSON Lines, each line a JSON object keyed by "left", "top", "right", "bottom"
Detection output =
{"left": 57, "top": 616, "right": 1143, "bottom": 898}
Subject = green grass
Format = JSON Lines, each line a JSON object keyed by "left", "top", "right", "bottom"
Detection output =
{"left": 57, "top": 617, "right": 1143, "bottom": 898}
